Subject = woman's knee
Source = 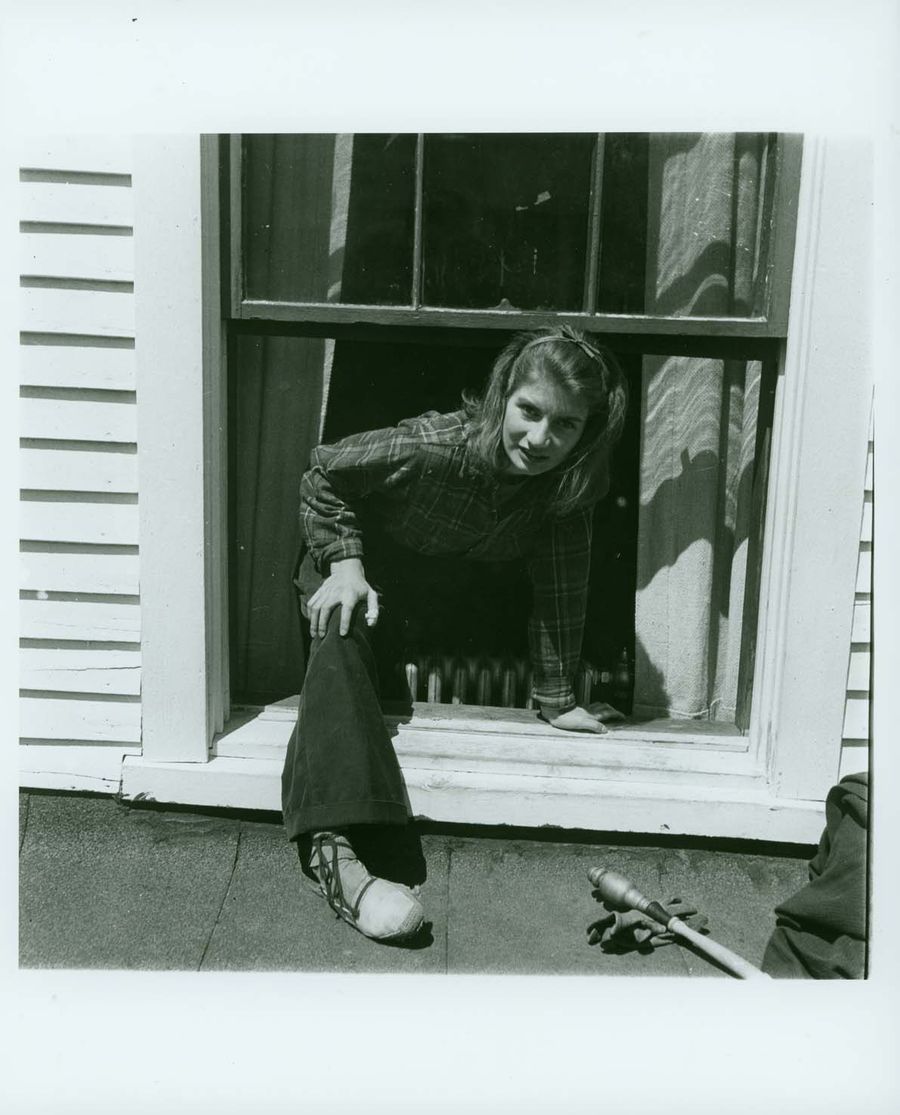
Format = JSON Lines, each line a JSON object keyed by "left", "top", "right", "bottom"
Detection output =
{"left": 308, "top": 603, "right": 378, "bottom": 661}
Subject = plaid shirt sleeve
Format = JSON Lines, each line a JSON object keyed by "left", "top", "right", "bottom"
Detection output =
{"left": 527, "top": 507, "right": 593, "bottom": 711}
{"left": 300, "top": 425, "right": 421, "bottom": 573}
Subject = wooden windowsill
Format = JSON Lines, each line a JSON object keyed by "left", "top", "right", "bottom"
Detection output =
{"left": 213, "top": 699, "right": 757, "bottom": 796}
{"left": 240, "top": 696, "right": 747, "bottom": 749}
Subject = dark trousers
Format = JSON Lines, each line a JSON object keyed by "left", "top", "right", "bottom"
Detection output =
{"left": 280, "top": 543, "right": 529, "bottom": 842}
{"left": 281, "top": 601, "right": 411, "bottom": 841}
{"left": 761, "top": 773, "right": 868, "bottom": 979}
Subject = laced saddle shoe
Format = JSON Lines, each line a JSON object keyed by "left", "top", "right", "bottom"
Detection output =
{"left": 308, "top": 831, "right": 425, "bottom": 943}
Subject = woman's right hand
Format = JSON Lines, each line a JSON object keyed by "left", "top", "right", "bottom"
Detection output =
{"left": 307, "top": 557, "right": 380, "bottom": 638}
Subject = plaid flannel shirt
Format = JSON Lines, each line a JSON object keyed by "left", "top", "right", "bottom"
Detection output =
{"left": 299, "top": 410, "right": 603, "bottom": 710}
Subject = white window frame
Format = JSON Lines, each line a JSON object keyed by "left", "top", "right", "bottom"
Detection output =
{"left": 125, "top": 134, "right": 872, "bottom": 843}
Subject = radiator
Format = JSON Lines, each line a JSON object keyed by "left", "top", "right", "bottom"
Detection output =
{"left": 398, "top": 655, "right": 614, "bottom": 710}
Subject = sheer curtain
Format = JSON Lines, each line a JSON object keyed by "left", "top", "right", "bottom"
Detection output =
{"left": 633, "top": 134, "right": 766, "bottom": 722}
{"left": 232, "top": 137, "right": 352, "bottom": 700}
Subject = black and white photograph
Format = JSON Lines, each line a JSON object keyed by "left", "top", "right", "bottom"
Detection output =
{"left": 5, "top": 3, "right": 899, "bottom": 1113}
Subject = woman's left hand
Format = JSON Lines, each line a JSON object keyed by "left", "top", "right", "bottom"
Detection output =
{"left": 541, "top": 702, "right": 625, "bottom": 734}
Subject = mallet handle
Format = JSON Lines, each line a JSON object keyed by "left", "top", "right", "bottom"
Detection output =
{"left": 667, "top": 917, "right": 770, "bottom": 980}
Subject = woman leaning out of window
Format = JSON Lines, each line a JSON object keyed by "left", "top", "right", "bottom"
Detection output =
{"left": 281, "top": 326, "right": 629, "bottom": 943}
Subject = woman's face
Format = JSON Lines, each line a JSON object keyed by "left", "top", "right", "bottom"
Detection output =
{"left": 501, "top": 372, "right": 589, "bottom": 476}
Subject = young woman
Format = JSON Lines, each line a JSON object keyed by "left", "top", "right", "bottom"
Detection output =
{"left": 282, "top": 326, "right": 629, "bottom": 943}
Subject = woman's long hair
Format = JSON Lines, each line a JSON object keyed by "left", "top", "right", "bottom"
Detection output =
{"left": 464, "top": 326, "right": 629, "bottom": 515}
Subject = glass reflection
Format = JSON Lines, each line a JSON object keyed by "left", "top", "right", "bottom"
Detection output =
{"left": 598, "top": 133, "right": 772, "bottom": 317}
{"left": 422, "top": 134, "right": 594, "bottom": 311}
{"left": 243, "top": 134, "right": 417, "bottom": 304}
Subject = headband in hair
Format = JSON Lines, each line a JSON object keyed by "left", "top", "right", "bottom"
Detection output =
{"left": 521, "top": 334, "right": 602, "bottom": 362}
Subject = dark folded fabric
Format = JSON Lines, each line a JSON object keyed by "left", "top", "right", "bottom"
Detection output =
{"left": 762, "top": 772, "right": 869, "bottom": 979}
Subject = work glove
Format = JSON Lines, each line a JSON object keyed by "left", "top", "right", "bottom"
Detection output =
{"left": 587, "top": 897, "right": 709, "bottom": 952}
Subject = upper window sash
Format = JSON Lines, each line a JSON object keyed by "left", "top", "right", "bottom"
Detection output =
{"left": 226, "top": 133, "right": 802, "bottom": 339}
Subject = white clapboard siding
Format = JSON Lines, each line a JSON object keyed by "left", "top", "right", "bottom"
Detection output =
{"left": 846, "top": 647, "right": 871, "bottom": 692}
{"left": 20, "top": 696, "right": 141, "bottom": 744}
{"left": 20, "top": 551, "right": 140, "bottom": 596}
{"left": 860, "top": 497, "right": 872, "bottom": 544}
{"left": 21, "top": 599, "right": 141, "bottom": 642}
{"left": 855, "top": 547, "right": 871, "bottom": 594}
{"left": 19, "top": 743, "right": 139, "bottom": 794}
{"left": 839, "top": 435, "right": 873, "bottom": 777}
{"left": 19, "top": 344, "right": 135, "bottom": 391}
{"left": 838, "top": 742, "right": 868, "bottom": 782}
{"left": 20, "top": 501, "right": 139, "bottom": 546}
{"left": 19, "top": 136, "right": 133, "bottom": 175}
{"left": 18, "top": 139, "right": 142, "bottom": 787}
{"left": 21, "top": 287, "right": 135, "bottom": 337}
{"left": 21, "top": 447, "right": 138, "bottom": 493}
{"left": 21, "top": 233, "right": 134, "bottom": 282}
{"left": 842, "top": 695, "right": 869, "bottom": 740}
{"left": 21, "top": 397, "right": 138, "bottom": 442}
{"left": 20, "top": 182, "right": 134, "bottom": 227}
{"left": 21, "top": 648, "right": 142, "bottom": 696}
{"left": 850, "top": 599, "right": 871, "bottom": 644}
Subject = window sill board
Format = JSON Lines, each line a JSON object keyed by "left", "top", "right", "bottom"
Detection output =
{"left": 248, "top": 697, "right": 746, "bottom": 742}
{"left": 216, "top": 700, "right": 757, "bottom": 792}
{"left": 115, "top": 701, "right": 825, "bottom": 841}
{"left": 119, "top": 751, "right": 825, "bottom": 844}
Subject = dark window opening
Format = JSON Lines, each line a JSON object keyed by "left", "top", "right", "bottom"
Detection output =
{"left": 229, "top": 334, "right": 642, "bottom": 714}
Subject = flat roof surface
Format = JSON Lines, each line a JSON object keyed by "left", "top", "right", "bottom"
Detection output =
{"left": 19, "top": 790, "right": 813, "bottom": 977}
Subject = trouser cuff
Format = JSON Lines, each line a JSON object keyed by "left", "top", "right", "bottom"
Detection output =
{"left": 284, "top": 799, "right": 410, "bottom": 842}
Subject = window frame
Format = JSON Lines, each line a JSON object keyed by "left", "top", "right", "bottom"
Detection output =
{"left": 225, "top": 129, "right": 798, "bottom": 724}
{"left": 126, "top": 132, "right": 873, "bottom": 843}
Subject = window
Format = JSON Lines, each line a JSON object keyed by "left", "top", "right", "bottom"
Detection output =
{"left": 224, "top": 133, "right": 801, "bottom": 732}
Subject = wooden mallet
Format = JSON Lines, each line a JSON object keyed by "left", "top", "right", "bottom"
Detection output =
{"left": 588, "top": 866, "right": 771, "bottom": 980}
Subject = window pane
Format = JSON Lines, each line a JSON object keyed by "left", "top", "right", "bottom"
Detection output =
{"left": 598, "top": 133, "right": 773, "bottom": 318}
{"left": 242, "top": 134, "right": 417, "bottom": 304}
{"left": 422, "top": 134, "right": 595, "bottom": 310}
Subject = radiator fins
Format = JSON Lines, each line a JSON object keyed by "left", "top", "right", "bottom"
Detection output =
{"left": 397, "top": 655, "right": 615, "bottom": 710}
